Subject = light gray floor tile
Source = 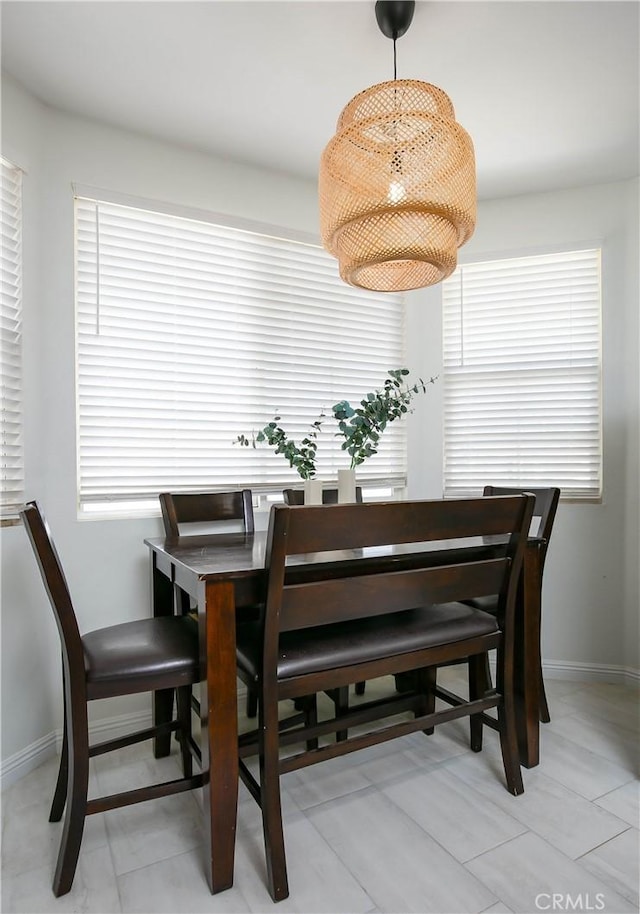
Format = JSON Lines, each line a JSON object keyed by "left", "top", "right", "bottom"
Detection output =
{"left": 282, "top": 755, "right": 371, "bottom": 810}
{"left": 541, "top": 678, "right": 587, "bottom": 702}
{"left": 579, "top": 827, "right": 639, "bottom": 906}
{"left": 2, "top": 754, "right": 61, "bottom": 817}
{"left": 91, "top": 740, "right": 186, "bottom": 792}
{"left": 117, "top": 848, "right": 250, "bottom": 913}
{"left": 102, "top": 791, "right": 203, "bottom": 877}
{"left": 538, "top": 727, "right": 636, "bottom": 799}
{"left": 402, "top": 719, "right": 474, "bottom": 765}
{"left": 307, "top": 786, "right": 497, "bottom": 913}
{"left": 465, "top": 831, "right": 637, "bottom": 914}
{"left": 235, "top": 793, "right": 375, "bottom": 913}
{"left": 93, "top": 743, "right": 203, "bottom": 876}
{"left": 2, "top": 785, "right": 108, "bottom": 878}
{"left": 446, "top": 752, "right": 629, "bottom": 859}
{"left": 594, "top": 779, "right": 640, "bottom": 826}
{"left": 382, "top": 766, "right": 527, "bottom": 862}
{"left": 1, "top": 844, "right": 121, "bottom": 914}
{"left": 346, "top": 737, "right": 427, "bottom": 785}
{"left": 3, "top": 681, "right": 638, "bottom": 914}
{"left": 545, "top": 712, "right": 638, "bottom": 775}
{"left": 555, "top": 684, "right": 639, "bottom": 733}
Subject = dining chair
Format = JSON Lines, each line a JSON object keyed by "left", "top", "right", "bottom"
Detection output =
{"left": 236, "top": 495, "right": 534, "bottom": 901}
{"left": 282, "top": 486, "right": 363, "bottom": 506}
{"left": 20, "top": 502, "right": 203, "bottom": 897}
{"left": 159, "top": 489, "right": 255, "bottom": 538}
{"left": 466, "top": 485, "right": 560, "bottom": 724}
{"left": 283, "top": 485, "right": 366, "bottom": 707}
{"left": 159, "top": 489, "right": 259, "bottom": 717}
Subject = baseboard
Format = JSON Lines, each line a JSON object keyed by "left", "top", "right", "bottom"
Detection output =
{"left": 1, "top": 708, "right": 152, "bottom": 792}
{"left": 0, "top": 731, "right": 59, "bottom": 791}
{"left": 541, "top": 659, "right": 640, "bottom": 686}
{"left": 486, "top": 656, "right": 639, "bottom": 686}
{"left": 87, "top": 708, "right": 153, "bottom": 744}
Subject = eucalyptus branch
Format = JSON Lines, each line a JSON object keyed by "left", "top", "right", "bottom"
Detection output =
{"left": 235, "top": 369, "right": 436, "bottom": 480}
{"left": 332, "top": 369, "right": 436, "bottom": 469}
{"left": 235, "top": 412, "right": 325, "bottom": 480}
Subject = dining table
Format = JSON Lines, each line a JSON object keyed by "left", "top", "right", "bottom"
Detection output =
{"left": 145, "top": 524, "right": 545, "bottom": 895}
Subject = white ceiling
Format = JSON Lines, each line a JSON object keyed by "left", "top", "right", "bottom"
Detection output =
{"left": 2, "top": 0, "right": 639, "bottom": 200}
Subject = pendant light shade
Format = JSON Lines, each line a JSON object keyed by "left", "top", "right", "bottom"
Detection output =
{"left": 319, "top": 5, "right": 476, "bottom": 292}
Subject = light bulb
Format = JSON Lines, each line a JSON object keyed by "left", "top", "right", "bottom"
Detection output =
{"left": 388, "top": 180, "right": 406, "bottom": 204}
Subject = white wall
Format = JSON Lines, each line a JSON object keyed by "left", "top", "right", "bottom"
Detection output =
{"left": 2, "top": 73, "right": 638, "bottom": 780}
{"left": 1, "top": 74, "right": 321, "bottom": 772}
{"left": 407, "top": 180, "right": 640, "bottom": 680}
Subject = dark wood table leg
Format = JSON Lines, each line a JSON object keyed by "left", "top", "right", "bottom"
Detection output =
{"left": 198, "top": 578, "right": 238, "bottom": 894}
{"left": 514, "top": 542, "right": 541, "bottom": 768}
{"left": 151, "top": 552, "right": 176, "bottom": 758}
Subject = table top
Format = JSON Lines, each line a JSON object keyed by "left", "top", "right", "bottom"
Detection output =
{"left": 145, "top": 529, "right": 537, "bottom": 581}
{"left": 146, "top": 531, "right": 267, "bottom": 577}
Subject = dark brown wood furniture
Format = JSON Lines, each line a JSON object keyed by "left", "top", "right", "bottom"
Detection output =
{"left": 145, "top": 503, "right": 546, "bottom": 896}
{"left": 21, "top": 502, "right": 203, "bottom": 898}
{"left": 284, "top": 485, "right": 366, "bottom": 709}
{"left": 465, "top": 486, "right": 560, "bottom": 724}
{"left": 282, "top": 486, "right": 363, "bottom": 505}
{"left": 236, "top": 496, "right": 533, "bottom": 901}
{"left": 159, "top": 489, "right": 259, "bottom": 718}
{"left": 160, "top": 489, "right": 254, "bottom": 538}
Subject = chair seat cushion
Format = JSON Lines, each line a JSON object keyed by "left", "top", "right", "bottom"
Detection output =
{"left": 465, "top": 595, "right": 498, "bottom": 614}
{"left": 83, "top": 616, "right": 199, "bottom": 699}
{"left": 236, "top": 602, "right": 499, "bottom": 683}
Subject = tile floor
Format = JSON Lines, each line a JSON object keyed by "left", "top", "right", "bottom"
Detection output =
{"left": 2, "top": 672, "right": 638, "bottom": 914}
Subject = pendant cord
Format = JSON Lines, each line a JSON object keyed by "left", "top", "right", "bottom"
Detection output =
{"left": 393, "top": 36, "right": 397, "bottom": 79}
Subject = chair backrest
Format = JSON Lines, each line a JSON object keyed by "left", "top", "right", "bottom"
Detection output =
{"left": 262, "top": 497, "right": 534, "bottom": 662}
{"left": 282, "top": 487, "right": 363, "bottom": 506}
{"left": 20, "top": 501, "right": 85, "bottom": 679}
{"left": 483, "top": 486, "right": 560, "bottom": 570}
{"left": 159, "top": 490, "right": 255, "bottom": 537}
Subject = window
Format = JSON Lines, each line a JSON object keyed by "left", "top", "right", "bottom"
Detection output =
{"left": 75, "top": 193, "right": 405, "bottom": 512}
{"left": 1, "top": 157, "right": 23, "bottom": 521}
{"left": 442, "top": 249, "right": 602, "bottom": 500}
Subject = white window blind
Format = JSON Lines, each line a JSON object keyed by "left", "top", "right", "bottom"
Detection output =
{"left": 1, "top": 157, "right": 23, "bottom": 519}
{"left": 443, "top": 249, "right": 602, "bottom": 500}
{"left": 75, "top": 195, "right": 405, "bottom": 508}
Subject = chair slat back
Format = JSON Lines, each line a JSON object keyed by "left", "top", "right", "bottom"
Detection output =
{"left": 159, "top": 490, "right": 254, "bottom": 537}
{"left": 264, "top": 496, "right": 534, "bottom": 637}
{"left": 280, "top": 557, "right": 509, "bottom": 631}
{"left": 20, "top": 501, "right": 84, "bottom": 667}
{"left": 483, "top": 486, "right": 560, "bottom": 566}
{"left": 276, "top": 497, "right": 529, "bottom": 556}
{"left": 283, "top": 487, "right": 363, "bottom": 506}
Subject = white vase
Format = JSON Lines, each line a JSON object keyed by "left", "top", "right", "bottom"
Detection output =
{"left": 303, "top": 479, "right": 323, "bottom": 505}
{"left": 338, "top": 468, "right": 357, "bottom": 503}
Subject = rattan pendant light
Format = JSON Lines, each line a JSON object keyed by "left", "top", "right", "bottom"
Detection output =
{"left": 319, "top": 1, "right": 476, "bottom": 292}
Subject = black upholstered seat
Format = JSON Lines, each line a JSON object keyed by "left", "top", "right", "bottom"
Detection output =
{"left": 83, "top": 617, "right": 199, "bottom": 699}
{"left": 237, "top": 602, "right": 498, "bottom": 682}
